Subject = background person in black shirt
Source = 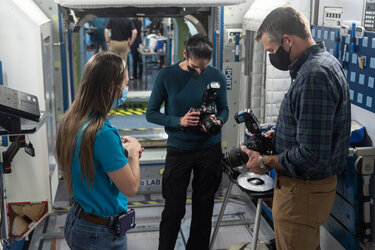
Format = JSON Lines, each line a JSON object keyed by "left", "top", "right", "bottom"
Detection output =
{"left": 105, "top": 17, "right": 137, "bottom": 63}
{"left": 130, "top": 17, "right": 143, "bottom": 80}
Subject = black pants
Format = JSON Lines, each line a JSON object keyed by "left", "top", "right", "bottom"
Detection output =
{"left": 94, "top": 40, "right": 107, "bottom": 54}
{"left": 159, "top": 143, "right": 222, "bottom": 250}
{"left": 130, "top": 43, "right": 142, "bottom": 79}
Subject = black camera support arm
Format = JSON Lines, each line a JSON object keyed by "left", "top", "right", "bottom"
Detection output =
{"left": 2, "top": 135, "right": 35, "bottom": 174}
{"left": 2, "top": 136, "right": 26, "bottom": 174}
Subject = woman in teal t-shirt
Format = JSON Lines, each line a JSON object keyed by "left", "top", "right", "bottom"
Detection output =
{"left": 55, "top": 52, "right": 142, "bottom": 250}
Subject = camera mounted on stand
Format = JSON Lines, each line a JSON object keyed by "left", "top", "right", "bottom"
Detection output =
{"left": 224, "top": 109, "right": 274, "bottom": 169}
{"left": 189, "top": 81, "right": 222, "bottom": 136}
{"left": 221, "top": 109, "right": 274, "bottom": 199}
{"left": 214, "top": 109, "right": 275, "bottom": 250}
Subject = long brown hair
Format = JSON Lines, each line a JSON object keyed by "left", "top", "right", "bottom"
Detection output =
{"left": 55, "top": 51, "right": 126, "bottom": 195}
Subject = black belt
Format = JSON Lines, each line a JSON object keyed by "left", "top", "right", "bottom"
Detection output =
{"left": 277, "top": 172, "right": 332, "bottom": 181}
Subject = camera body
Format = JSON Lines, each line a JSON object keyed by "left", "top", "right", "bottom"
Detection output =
{"left": 189, "top": 82, "right": 222, "bottom": 136}
{"left": 235, "top": 109, "right": 273, "bottom": 155}
{"left": 189, "top": 106, "right": 221, "bottom": 136}
{"left": 225, "top": 109, "right": 273, "bottom": 169}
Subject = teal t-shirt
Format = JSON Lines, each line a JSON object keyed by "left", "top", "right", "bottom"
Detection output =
{"left": 72, "top": 120, "right": 128, "bottom": 216}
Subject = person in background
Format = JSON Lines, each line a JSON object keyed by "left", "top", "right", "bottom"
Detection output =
{"left": 130, "top": 17, "right": 143, "bottom": 80}
{"left": 148, "top": 17, "right": 163, "bottom": 35}
{"left": 90, "top": 17, "right": 108, "bottom": 53}
{"left": 55, "top": 51, "right": 143, "bottom": 250}
{"left": 241, "top": 7, "right": 351, "bottom": 250}
{"left": 147, "top": 17, "right": 165, "bottom": 67}
{"left": 146, "top": 34, "right": 229, "bottom": 250}
{"left": 105, "top": 18, "right": 137, "bottom": 64}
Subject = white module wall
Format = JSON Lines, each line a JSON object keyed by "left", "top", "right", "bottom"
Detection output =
{"left": 0, "top": 0, "right": 52, "bottom": 240}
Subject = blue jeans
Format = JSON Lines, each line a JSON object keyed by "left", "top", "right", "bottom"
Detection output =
{"left": 64, "top": 204, "right": 127, "bottom": 250}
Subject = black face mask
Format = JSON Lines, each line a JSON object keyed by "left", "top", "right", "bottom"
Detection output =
{"left": 269, "top": 46, "right": 291, "bottom": 71}
{"left": 187, "top": 66, "right": 202, "bottom": 80}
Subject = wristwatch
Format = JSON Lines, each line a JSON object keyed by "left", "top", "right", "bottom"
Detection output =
{"left": 259, "top": 156, "right": 270, "bottom": 173}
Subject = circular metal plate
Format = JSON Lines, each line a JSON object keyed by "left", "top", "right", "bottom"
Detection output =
{"left": 237, "top": 172, "right": 274, "bottom": 192}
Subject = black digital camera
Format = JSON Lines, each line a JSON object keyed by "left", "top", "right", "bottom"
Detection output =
{"left": 189, "top": 82, "right": 222, "bottom": 136}
{"left": 224, "top": 109, "right": 273, "bottom": 168}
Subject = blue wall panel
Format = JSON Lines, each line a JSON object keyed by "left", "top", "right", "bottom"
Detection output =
{"left": 336, "top": 157, "right": 358, "bottom": 205}
{"left": 324, "top": 216, "right": 359, "bottom": 250}
{"left": 311, "top": 25, "right": 375, "bottom": 114}
{"left": 331, "top": 194, "right": 357, "bottom": 234}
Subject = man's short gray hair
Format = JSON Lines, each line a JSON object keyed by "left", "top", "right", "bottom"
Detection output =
{"left": 255, "top": 7, "right": 311, "bottom": 43}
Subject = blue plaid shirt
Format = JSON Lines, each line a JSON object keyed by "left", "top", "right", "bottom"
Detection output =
{"left": 274, "top": 41, "right": 351, "bottom": 179}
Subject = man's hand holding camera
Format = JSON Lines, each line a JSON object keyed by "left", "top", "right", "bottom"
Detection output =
{"left": 263, "top": 130, "right": 275, "bottom": 139}
{"left": 240, "top": 146, "right": 264, "bottom": 174}
{"left": 240, "top": 129, "right": 275, "bottom": 175}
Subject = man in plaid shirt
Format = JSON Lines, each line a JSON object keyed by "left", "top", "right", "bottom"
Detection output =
{"left": 241, "top": 7, "right": 351, "bottom": 249}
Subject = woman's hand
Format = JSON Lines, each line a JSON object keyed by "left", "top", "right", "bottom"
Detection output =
{"left": 123, "top": 136, "right": 143, "bottom": 159}
{"left": 180, "top": 111, "right": 200, "bottom": 127}
{"left": 199, "top": 114, "right": 221, "bottom": 132}
{"left": 109, "top": 136, "right": 142, "bottom": 197}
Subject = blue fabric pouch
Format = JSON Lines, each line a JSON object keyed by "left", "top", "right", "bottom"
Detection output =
{"left": 350, "top": 120, "right": 365, "bottom": 145}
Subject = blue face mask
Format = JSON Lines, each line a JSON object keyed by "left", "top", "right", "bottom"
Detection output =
{"left": 111, "top": 86, "right": 128, "bottom": 109}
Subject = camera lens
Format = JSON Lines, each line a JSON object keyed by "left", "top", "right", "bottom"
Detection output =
{"left": 227, "top": 148, "right": 249, "bottom": 168}
{"left": 203, "top": 116, "right": 221, "bottom": 136}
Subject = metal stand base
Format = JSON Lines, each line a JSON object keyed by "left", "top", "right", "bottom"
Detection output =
{"left": 209, "top": 181, "right": 269, "bottom": 250}
{"left": 209, "top": 181, "right": 234, "bottom": 250}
